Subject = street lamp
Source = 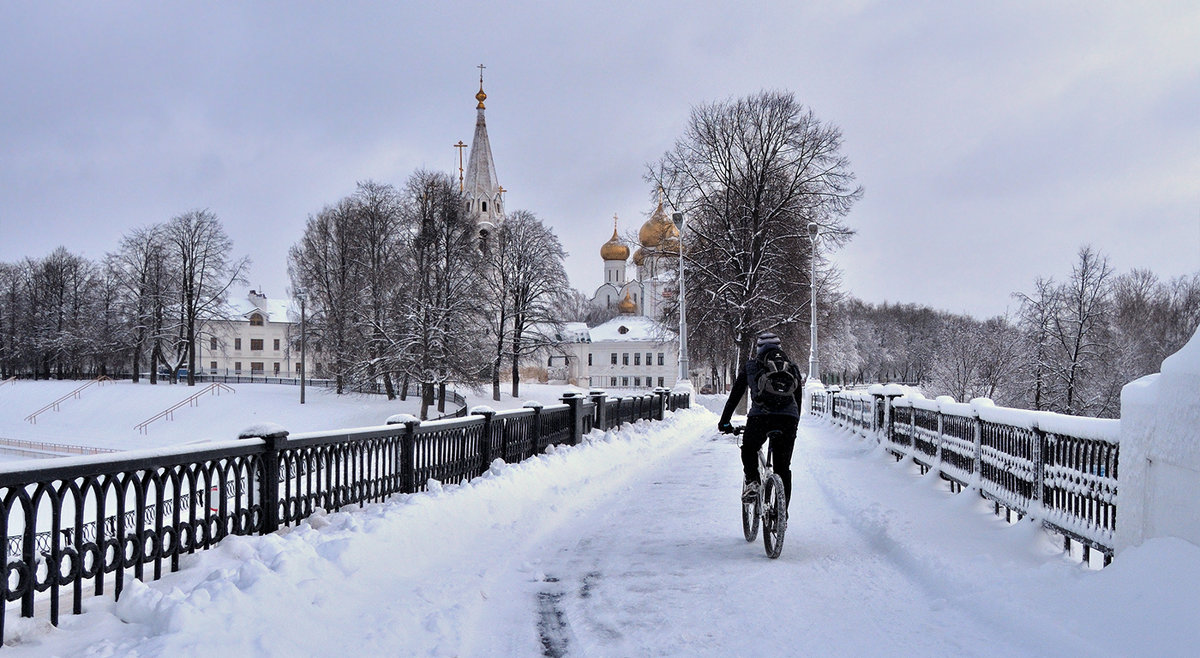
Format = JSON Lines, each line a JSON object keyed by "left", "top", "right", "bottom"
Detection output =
{"left": 671, "top": 212, "right": 690, "bottom": 384}
{"left": 295, "top": 287, "right": 307, "bottom": 404}
{"left": 807, "top": 222, "right": 820, "bottom": 382}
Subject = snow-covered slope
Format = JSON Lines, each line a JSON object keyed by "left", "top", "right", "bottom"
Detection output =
{"left": 5, "top": 409, "right": 1197, "bottom": 655}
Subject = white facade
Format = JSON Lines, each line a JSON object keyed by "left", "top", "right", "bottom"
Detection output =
{"left": 589, "top": 200, "right": 679, "bottom": 321}
{"left": 463, "top": 74, "right": 504, "bottom": 240}
{"left": 584, "top": 315, "right": 678, "bottom": 391}
{"left": 196, "top": 290, "right": 316, "bottom": 377}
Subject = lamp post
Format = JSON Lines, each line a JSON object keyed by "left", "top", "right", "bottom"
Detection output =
{"left": 296, "top": 287, "right": 307, "bottom": 404}
{"left": 671, "top": 212, "right": 690, "bottom": 384}
{"left": 807, "top": 222, "right": 820, "bottom": 382}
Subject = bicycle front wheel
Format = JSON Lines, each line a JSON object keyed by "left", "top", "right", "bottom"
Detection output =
{"left": 762, "top": 474, "right": 787, "bottom": 558}
{"left": 742, "top": 487, "right": 760, "bottom": 542}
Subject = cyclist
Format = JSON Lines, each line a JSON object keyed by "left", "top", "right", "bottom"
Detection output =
{"left": 718, "top": 332, "right": 805, "bottom": 507}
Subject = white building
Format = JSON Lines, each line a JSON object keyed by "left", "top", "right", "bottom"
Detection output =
{"left": 584, "top": 314, "right": 678, "bottom": 390}
{"left": 196, "top": 290, "right": 316, "bottom": 378}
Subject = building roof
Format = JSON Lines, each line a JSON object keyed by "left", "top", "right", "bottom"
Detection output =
{"left": 588, "top": 315, "right": 676, "bottom": 343}
{"left": 228, "top": 292, "right": 295, "bottom": 323}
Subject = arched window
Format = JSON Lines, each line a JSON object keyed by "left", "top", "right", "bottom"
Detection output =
{"left": 249, "top": 313, "right": 264, "bottom": 326}
{"left": 482, "top": 201, "right": 488, "bottom": 212}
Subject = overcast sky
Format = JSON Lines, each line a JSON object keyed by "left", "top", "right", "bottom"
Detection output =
{"left": 3, "top": 2, "right": 1198, "bottom": 319}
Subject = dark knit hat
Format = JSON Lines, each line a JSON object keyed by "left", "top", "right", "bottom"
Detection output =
{"left": 755, "top": 332, "right": 782, "bottom": 356}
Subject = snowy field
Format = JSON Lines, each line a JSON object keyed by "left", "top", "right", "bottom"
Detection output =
{"left": 5, "top": 407, "right": 1197, "bottom": 656}
{"left": 0, "top": 380, "right": 582, "bottom": 456}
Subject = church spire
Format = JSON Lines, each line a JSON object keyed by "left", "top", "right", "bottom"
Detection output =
{"left": 463, "top": 65, "right": 502, "bottom": 238}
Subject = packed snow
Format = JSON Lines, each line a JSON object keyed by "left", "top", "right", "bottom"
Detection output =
{"left": 4, "top": 408, "right": 1197, "bottom": 655}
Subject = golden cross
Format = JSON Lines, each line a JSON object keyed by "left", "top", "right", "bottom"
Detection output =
{"left": 453, "top": 141, "right": 468, "bottom": 191}
{"left": 477, "top": 63, "right": 486, "bottom": 86}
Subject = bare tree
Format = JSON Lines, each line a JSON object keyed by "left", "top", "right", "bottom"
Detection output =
{"left": 502, "top": 210, "right": 571, "bottom": 398}
{"left": 647, "top": 90, "right": 862, "bottom": 367}
{"left": 164, "top": 210, "right": 249, "bottom": 386}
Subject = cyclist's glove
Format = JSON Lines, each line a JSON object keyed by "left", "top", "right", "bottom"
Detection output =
{"left": 718, "top": 421, "right": 734, "bottom": 434}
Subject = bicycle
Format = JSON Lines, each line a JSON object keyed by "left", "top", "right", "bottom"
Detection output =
{"left": 733, "top": 426, "right": 787, "bottom": 559}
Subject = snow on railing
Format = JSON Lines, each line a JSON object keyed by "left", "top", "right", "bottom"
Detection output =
{"left": 22, "top": 376, "right": 113, "bottom": 424}
{"left": 133, "top": 382, "right": 237, "bottom": 434}
{"left": 0, "top": 387, "right": 690, "bottom": 642}
{"left": 0, "top": 376, "right": 16, "bottom": 388}
{"left": 0, "top": 437, "right": 117, "bottom": 457}
{"left": 811, "top": 385, "right": 1119, "bottom": 565}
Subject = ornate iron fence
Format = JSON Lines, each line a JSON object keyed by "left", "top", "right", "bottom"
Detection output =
{"left": 810, "top": 387, "right": 1119, "bottom": 565}
{"left": 0, "top": 389, "right": 690, "bottom": 643}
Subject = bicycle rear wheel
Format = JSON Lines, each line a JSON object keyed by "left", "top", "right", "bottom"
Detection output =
{"left": 762, "top": 474, "right": 787, "bottom": 558}
{"left": 742, "top": 487, "right": 760, "bottom": 542}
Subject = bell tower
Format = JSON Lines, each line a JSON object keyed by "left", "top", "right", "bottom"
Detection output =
{"left": 463, "top": 64, "right": 503, "bottom": 241}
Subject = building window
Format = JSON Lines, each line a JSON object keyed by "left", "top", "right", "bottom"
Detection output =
{"left": 210, "top": 361, "right": 217, "bottom": 374}
{"left": 588, "top": 353, "right": 593, "bottom": 366}
{"left": 646, "top": 352, "right": 652, "bottom": 366}
{"left": 249, "top": 314, "right": 264, "bottom": 326}
{"left": 482, "top": 201, "right": 488, "bottom": 212}
{"left": 610, "top": 377, "right": 616, "bottom": 386}
{"left": 234, "top": 338, "right": 242, "bottom": 350}
{"left": 273, "top": 362, "right": 280, "bottom": 374}
{"left": 658, "top": 377, "right": 665, "bottom": 387}
{"left": 658, "top": 353, "right": 664, "bottom": 366}
{"left": 251, "top": 362, "right": 264, "bottom": 374}
{"left": 611, "top": 353, "right": 617, "bottom": 365}
{"left": 634, "top": 377, "right": 641, "bottom": 387}
{"left": 251, "top": 339, "right": 264, "bottom": 351}
{"left": 621, "top": 377, "right": 629, "bottom": 387}
{"left": 210, "top": 337, "right": 217, "bottom": 350}
{"left": 634, "top": 353, "right": 641, "bottom": 366}
{"left": 234, "top": 362, "right": 242, "bottom": 373}
{"left": 622, "top": 353, "right": 629, "bottom": 365}
{"left": 274, "top": 339, "right": 280, "bottom": 351}
{"left": 297, "top": 363, "right": 303, "bottom": 375}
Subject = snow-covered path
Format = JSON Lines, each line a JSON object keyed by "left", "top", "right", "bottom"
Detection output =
{"left": 8, "top": 408, "right": 1199, "bottom": 656}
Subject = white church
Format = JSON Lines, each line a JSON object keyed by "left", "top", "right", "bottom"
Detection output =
{"left": 461, "top": 70, "right": 680, "bottom": 390}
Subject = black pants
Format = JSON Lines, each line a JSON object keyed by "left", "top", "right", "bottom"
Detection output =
{"left": 741, "top": 414, "right": 798, "bottom": 507}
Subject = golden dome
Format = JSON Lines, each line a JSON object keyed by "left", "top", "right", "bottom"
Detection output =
{"left": 476, "top": 85, "right": 487, "bottom": 109}
{"left": 661, "top": 236, "right": 684, "bottom": 256}
{"left": 600, "top": 225, "right": 629, "bottom": 261}
{"left": 617, "top": 290, "right": 637, "bottom": 314}
{"left": 632, "top": 247, "right": 646, "bottom": 266}
{"left": 638, "top": 199, "right": 677, "bottom": 248}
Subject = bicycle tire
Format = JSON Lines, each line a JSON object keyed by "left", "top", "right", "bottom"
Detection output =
{"left": 742, "top": 487, "right": 760, "bottom": 542}
{"left": 762, "top": 474, "right": 787, "bottom": 558}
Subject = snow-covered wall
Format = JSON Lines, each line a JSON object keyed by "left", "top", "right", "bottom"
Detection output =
{"left": 1116, "top": 326, "right": 1200, "bottom": 553}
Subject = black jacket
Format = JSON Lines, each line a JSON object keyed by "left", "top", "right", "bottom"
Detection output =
{"left": 719, "top": 358, "right": 805, "bottom": 425}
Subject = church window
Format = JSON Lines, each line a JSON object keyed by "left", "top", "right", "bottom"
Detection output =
{"left": 250, "top": 314, "right": 264, "bottom": 326}
{"left": 622, "top": 353, "right": 629, "bottom": 366}
{"left": 634, "top": 353, "right": 641, "bottom": 366}
{"left": 482, "top": 201, "right": 488, "bottom": 212}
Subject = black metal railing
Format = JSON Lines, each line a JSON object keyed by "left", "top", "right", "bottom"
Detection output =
{"left": 0, "top": 388, "right": 689, "bottom": 643}
{"left": 810, "top": 387, "right": 1119, "bottom": 565}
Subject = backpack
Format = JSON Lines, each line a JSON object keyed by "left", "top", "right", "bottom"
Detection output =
{"left": 751, "top": 348, "right": 799, "bottom": 412}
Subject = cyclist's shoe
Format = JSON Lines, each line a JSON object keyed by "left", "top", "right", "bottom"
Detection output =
{"left": 741, "top": 480, "right": 760, "bottom": 503}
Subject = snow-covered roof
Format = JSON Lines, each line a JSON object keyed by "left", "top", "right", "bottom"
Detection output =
{"left": 588, "top": 315, "right": 676, "bottom": 343}
{"left": 228, "top": 291, "right": 295, "bottom": 323}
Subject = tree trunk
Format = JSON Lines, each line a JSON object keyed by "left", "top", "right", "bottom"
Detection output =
{"left": 383, "top": 372, "right": 396, "bottom": 400}
{"left": 438, "top": 383, "right": 446, "bottom": 413}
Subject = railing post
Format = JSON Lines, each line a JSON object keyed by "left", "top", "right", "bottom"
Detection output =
{"left": 561, "top": 392, "right": 585, "bottom": 445}
{"left": 239, "top": 426, "right": 289, "bottom": 535}
{"left": 523, "top": 401, "right": 544, "bottom": 455}
{"left": 654, "top": 387, "right": 668, "bottom": 421}
{"left": 472, "top": 408, "right": 496, "bottom": 472}
{"left": 589, "top": 389, "right": 608, "bottom": 431}
{"left": 936, "top": 410, "right": 944, "bottom": 466}
{"left": 387, "top": 415, "right": 420, "bottom": 494}
{"left": 973, "top": 413, "right": 983, "bottom": 483}
{"left": 1031, "top": 422, "right": 1045, "bottom": 513}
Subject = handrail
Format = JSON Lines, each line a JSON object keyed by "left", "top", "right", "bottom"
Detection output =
{"left": 0, "top": 376, "right": 16, "bottom": 388}
{"left": 23, "top": 376, "right": 113, "bottom": 424}
{"left": 134, "top": 382, "right": 237, "bottom": 434}
{"left": 0, "top": 436, "right": 117, "bottom": 456}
